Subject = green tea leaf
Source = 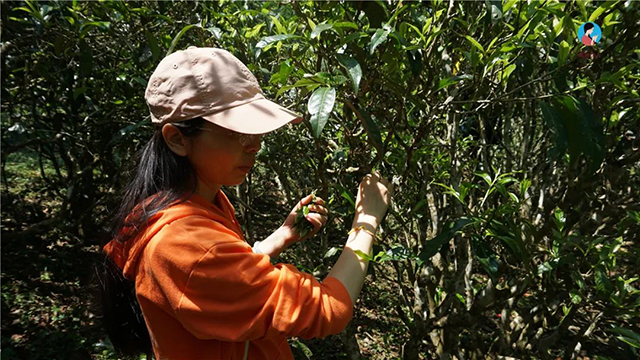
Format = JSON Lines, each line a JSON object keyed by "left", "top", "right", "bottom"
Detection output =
{"left": 290, "top": 339, "right": 314, "bottom": 359}
{"left": 486, "top": 0, "right": 503, "bottom": 24}
{"left": 333, "top": 21, "right": 359, "bottom": 30}
{"left": 384, "top": 246, "right": 414, "bottom": 261}
{"left": 558, "top": 40, "right": 570, "bottom": 66}
{"left": 609, "top": 327, "right": 640, "bottom": 349}
{"left": 465, "top": 35, "right": 485, "bottom": 54}
{"left": 595, "top": 266, "right": 614, "bottom": 296}
{"left": 166, "top": 24, "right": 197, "bottom": 56}
{"left": 324, "top": 247, "right": 340, "bottom": 258}
{"left": 475, "top": 172, "right": 493, "bottom": 186}
{"left": 145, "top": 30, "right": 160, "bottom": 63}
{"left": 270, "top": 15, "right": 286, "bottom": 34}
{"left": 307, "top": 87, "right": 336, "bottom": 138}
{"left": 589, "top": 1, "right": 621, "bottom": 23}
{"left": 570, "top": 289, "right": 582, "bottom": 304}
{"left": 437, "top": 74, "right": 473, "bottom": 91}
{"left": 519, "top": 179, "right": 531, "bottom": 198}
{"left": 369, "top": 28, "right": 390, "bottom": 55}
{"left": 336, "top": 54, "right": 362, "bottom": 93}
{"left": 355, "top": 105, "right": 383, "bottom": 155}
{"left": 341, "top": 190, "right": 355, "bottom": 207}
{"left": 418, "top": 218, "right": 474, "bottom": 264}
{"left": 570, "top": 271, "right": 586, "bottom": 290}
{"left": 255, "top": 34, "right": 300, "bottom": 58}
{"left": 311, "top": 22, "right": 333, "bottom": 39}
{"left": 407, "top": 49, "right": 423, "bottom": 76}
{"left": 354, "top": 250, "right": 374, "bottom": 261}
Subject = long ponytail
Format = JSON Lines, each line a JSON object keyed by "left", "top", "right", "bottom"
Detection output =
{"left": 95, "top": 117, "right": 207, "bottom": 358}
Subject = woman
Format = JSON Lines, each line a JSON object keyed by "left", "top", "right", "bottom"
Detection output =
{"left": 581, "top": 22, "right": 598, "bottom": 46}
{"left": 98, "top": 47, "right": 394, "bottom": 360}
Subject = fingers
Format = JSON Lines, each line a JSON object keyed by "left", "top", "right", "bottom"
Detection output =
{"left": 307, "top": 203, "right": 328, "bottom": 215}
{"left": 298, "top": 194, "right": 320, "bottom": 210}
{"left": 301, "top": 194, "right": 326, "bottom": 205}
{"left": 306, "top": 212, "right": 328, "bottom": 228}
{"left": 299, "top": 194, "right": 313, "bottom": 207}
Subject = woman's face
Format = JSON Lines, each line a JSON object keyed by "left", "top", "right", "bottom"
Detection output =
{"left": 163, "top": 121, "right": 263, "bottom": 201}
{"left": 586, "top": 28, "right": 593, "bottom": 35}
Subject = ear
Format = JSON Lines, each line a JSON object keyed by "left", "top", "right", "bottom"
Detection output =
{"left": 161, "top": 124, "right": 191, "bottom": 157}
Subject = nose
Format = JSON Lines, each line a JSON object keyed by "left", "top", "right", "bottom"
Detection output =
{"left": 244, "top": 134, "right": 262, "bottom": 152}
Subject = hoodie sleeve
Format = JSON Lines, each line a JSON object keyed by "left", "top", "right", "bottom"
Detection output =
{"left": 147, "top": 216, "right": 353, "bottom": 342}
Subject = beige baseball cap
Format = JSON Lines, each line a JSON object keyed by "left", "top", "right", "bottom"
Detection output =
{"left": 144, "top": 46, "right": 302, "bottom": 134}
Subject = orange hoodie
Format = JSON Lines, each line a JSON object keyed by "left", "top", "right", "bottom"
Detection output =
{"left": 103, "top": 190, "right": 353, "bottom": 360}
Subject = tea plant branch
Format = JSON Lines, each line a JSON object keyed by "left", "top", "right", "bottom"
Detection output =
{"left": 503, "top": 69, "right": 560, "bottom": 98}
{"left": 448, "top": 92, "right": 578, "bottom": 105}
{"left": 384, "top": 75, "right": 427, "bottom": 113}
{"left": 400, "top": 122, "right": 430, "bottom": 190}
{"left": 227, "top": 190, "right": 269, "bottom": 219}
{"left": 566, "top": 310, "right": 604, "bottom": 358}
{"left": 391, "top": 261, "right": 415, "bottom": 323}
{"left": 342, "top": 99, "right": 384, "bottom": 163}
{"left": 536, "top": 304, "right": 581, "bottom": 353}
{"left": 289, "top": 56, "right": 313, "bottom": 75}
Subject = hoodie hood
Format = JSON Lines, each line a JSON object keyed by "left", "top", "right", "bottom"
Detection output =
{"left": 103, "top": 190, "right": 245, "bottom": 280}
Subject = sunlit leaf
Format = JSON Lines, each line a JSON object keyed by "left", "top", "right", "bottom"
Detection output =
{"left": 324, "top": 247, "right": 340, "bottom": 258}
{"left": 609, "top": 327, "right": 640, "bottom": 348}
{"left": 558, "top": 40, "right": 570, "bottom": 66}
{"left": 166, "top": 24, "right": 197, "bottom": 56}
{"left": 307, "top": 87, "right": 336, "bottom": 138}
{"left": 369, "top": 28, "right": 390, "bottom": 55}
{"left": 570, "top": 289, "right": 582, "bottom": 304}
{"left": 354, "top": 249, "right": 374, "bottom": 261}
{"left": 255, "top": 34, "right": 300, "bottom": 58}
{"left": 485, "top": 0, "right": 502, "bottom": 24}
{"left": 311, "top": 23, "right": 333, "bottom": 39}
{"left": 336, "top": 54, "right": 362, "bottom": 93}
{"left": 589, "top": 1, "right": 621, "bottom": 22}
{"left": 437, "top": 74, "right": 473, "bottom": 91}
{"left": 465, "top": 35, "right": 485, "bottom": 54}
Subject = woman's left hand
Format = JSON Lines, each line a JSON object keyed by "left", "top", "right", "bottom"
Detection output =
{"left": 280, "top": 194, "right": 329, "bottom": 246}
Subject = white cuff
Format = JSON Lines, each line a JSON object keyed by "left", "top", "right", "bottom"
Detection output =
{"left": 252, "top": 241, "right": 264, "bottom": 254}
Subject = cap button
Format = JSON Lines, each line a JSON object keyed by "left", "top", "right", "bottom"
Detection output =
{"left": 173, "top": 64, "right": 178, "bottom": 69}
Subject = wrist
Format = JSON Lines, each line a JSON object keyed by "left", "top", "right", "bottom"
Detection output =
{"left": 255, "top": 228, "right": 289, "bottom": 257}
{"left": 352, "top": 214, "right": 378, "bottom": 231}
{"left": 277, "top": 226, "right": 298, "bottom": 247}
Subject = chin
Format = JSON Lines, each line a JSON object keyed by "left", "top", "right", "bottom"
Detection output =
{"left": 231, "top": 177, "right": 247, "bottom": 186}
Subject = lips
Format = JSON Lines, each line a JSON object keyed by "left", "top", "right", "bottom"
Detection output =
{"left": 238, "top": 163, "right": 254, "bottom": 172}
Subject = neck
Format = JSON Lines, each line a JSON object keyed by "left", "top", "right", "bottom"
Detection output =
{"left": 195, "top": 179, "right": 221, "bottom": 203}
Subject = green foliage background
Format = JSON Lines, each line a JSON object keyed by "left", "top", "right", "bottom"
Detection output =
{"left": 1, "top": 0, "right": 639, "bottom": 359}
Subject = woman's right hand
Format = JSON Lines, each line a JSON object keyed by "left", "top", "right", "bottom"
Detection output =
{"left": 353, "top": 171, "right": 394, "bottom": 229}
{"left": 329, "top": 171, "right": 394, "bottom": 304}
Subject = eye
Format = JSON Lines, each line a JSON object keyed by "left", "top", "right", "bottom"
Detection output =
{"left": 226, "top": 130, "right": 240, "bottom": 138}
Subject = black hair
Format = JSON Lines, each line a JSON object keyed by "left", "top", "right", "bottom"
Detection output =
{"left": 95, "top": 117, "right": 207, "bottom": 359}
{"left": 584, "top": 22, "right": 595, "bottom": 32}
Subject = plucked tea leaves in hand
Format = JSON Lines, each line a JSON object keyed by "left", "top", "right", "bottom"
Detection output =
{"left": 293, "top": 191, "right": 320, "bottom": 239}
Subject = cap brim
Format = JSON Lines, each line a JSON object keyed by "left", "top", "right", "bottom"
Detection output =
{"left": 201, "top": 98, "right": 303, "bottom": 134}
